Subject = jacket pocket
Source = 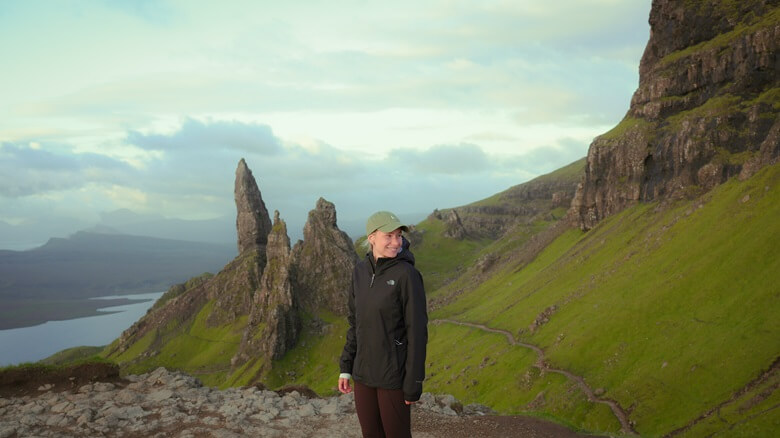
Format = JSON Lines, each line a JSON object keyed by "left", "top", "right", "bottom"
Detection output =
{"left": 393, "top": 339, "right": 407, "bottom": 376}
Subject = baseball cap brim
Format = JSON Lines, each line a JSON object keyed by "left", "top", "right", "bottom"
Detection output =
{"left": 366, "top": 211, "right": 409, "bottom": 235}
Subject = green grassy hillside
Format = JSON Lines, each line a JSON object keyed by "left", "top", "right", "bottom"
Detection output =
{"left": 430, "top": 162, "right": 779, "bottom": 436}
{"left": 414, "top": 158, "right": 584, "bottom": 293}
{"left": 257, "top": 163, "right": 779, "bottom": 436}
{"left": 106, "top": 299, "right": 249, "bottom": 387}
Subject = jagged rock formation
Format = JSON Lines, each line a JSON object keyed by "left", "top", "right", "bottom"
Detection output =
{"left": 234, "top": 211, "right": 300, "bottom": 366}
{"left": 431, "top": 159, "right": 583, "bottom": 239}
{"left": 570, "top": 0, "right": 779, "bottom": 230}
{"left": 109, "top": 239, "right": 265, "bottom": 357}
{"left": 209, "top": 158, "right": 274, "bottom": 326}
{"left": 108, "top": 160, "right": 273, "bottom": 357}
{"left": 235, "top": 158, "right": 273, "bottom": 254}
{"left": 290, "top": 198, "right": 358, "bottom": 315}
{"left": 108, "top": 160, "right": 358, "bottom": 384}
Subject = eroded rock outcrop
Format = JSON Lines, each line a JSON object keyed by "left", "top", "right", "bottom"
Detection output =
{"left": 442, "top": 209, "right": 467, "bottom": 239}
{"left": 570, "top": 0, "right": 779, "bottom": 230}
{"left": 208, "top": 159, "right": 273, "bottom": 326}
{"left": 234, "top": 211, "right": 300, "bottom": 366}
{"left": 109, "top": 161, "right": 359, "bottom": 384}
{"left": 108, "top": 160, "right": 272, "bottom": 356}
{"left": 290, "top": 198, "right": 358, "bottom": 315}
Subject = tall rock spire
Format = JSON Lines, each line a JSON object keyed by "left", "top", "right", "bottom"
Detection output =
{"left": 235, "top": 158, "right": 272, "bottom": 254}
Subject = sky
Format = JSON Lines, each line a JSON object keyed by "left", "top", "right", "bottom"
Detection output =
{"left": 0, "top": 0, "right": 652, "bottom": 247}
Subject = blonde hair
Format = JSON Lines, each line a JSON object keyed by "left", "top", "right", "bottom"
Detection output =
{"left": 360, "top": 233, "right": 373, "bottom": 252}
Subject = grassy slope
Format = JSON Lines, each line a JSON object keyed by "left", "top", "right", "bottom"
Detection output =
{"left": 106, "top": 299, "right": 248, "bottom": 388}
{"left": 432, "top": 162, "right": 780, "bottom": 436}
{"left": 263, "top": 311, "right": 348, "bottom": 395}
{"left": 39, "top": 346, "right": 106, "bottom": 366}
{"left": 415, "top": 158, "right": 584, "bottom": 294}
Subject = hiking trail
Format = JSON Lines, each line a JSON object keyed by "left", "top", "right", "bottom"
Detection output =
{"left": 433, "top": 318, "right": 637, "bottom": 435}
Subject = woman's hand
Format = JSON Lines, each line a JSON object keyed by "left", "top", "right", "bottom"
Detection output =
{"left": 404, "top": 400, "right": 416, "bottom": 405}
{"left": 338, "top": 377, "right": 352, "bottom": 394}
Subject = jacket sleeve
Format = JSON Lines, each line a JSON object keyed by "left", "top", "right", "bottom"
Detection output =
{"left": 339, "top": 269, "right": 358, "bottom": 374}
{"left": 401, "top": 266, "right": 427, "bottom": 401}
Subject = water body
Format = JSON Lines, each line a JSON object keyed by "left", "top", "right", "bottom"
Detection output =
{"left": 0, "top": 291, "right": 163, "bottom": 367}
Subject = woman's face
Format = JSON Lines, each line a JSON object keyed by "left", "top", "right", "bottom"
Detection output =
{"left": 369, "top": 228, "right": 403, "bottom": 259}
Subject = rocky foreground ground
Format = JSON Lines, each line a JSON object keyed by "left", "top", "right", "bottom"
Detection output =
{"left": 0, "top": 365, "right": 595, "bottom": 437}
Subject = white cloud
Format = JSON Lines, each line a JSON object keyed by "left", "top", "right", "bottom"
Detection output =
{"left": 388, "top": 143, "right": 490, "bottom": 175}
{"left": 0, "top": 141, "right": 133, "bottom": 197}
{"left": 500, "top": 137, "right": 589, "bottom": 175}
{"left": 127, "top": 118, "right": 282, "bottom": 154}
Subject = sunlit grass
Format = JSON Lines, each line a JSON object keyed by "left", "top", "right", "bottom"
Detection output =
{"left": 433, "top": 163, "right": 780, "bottom": 435}
{"left": 264, "top": 311, "right": 348, "bottom": 396}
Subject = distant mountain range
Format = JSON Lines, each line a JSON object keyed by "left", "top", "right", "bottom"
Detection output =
{"left": 0, "top": 208, "right": 427, "bottom": 251}
{"left": 0, "top": 210, "right": 236, "bottom": 251}
{"left": 0, "top": 231, "right": 236, "bottom": 329}
{"left": 95, "top": 209, "right": 237, "bottom": 244}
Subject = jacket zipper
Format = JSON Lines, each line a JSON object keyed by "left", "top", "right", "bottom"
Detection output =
{"left": 370, "top": 273, "right": 375, "bottom": 288}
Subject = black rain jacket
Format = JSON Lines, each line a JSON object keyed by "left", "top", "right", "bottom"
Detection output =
{"left": 339, "top": 239, "right": 428, "bottom": 401}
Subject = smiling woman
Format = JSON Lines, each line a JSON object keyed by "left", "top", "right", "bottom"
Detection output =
{"left": 339, "top": 211, "right": 428, "bottom": 437}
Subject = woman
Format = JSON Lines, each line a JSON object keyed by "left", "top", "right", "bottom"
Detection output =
{"left": 338, "top": 211, "right": 428, "bottom": 438}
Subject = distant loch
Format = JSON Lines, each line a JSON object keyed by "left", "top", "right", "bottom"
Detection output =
{"left": 0, "top": 291, "right": 163, "bottom": 366}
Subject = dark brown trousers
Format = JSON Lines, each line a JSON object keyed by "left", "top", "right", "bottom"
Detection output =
{"left": 354, "top": 380, "right": 411, "bottom": 438}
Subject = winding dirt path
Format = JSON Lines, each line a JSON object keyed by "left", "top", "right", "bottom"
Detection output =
{"left": 433, "top": 318, "right": 637, "bottom": 435}
{"left": 665, "top": 356, "right": 780, "bottom": 436}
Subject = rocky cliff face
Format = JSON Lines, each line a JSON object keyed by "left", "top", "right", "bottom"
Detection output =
{"left": 290, "top": 198, "right": 358, "bottom": 315}
{"left": 570, "top": 0, "right": 779, "bottom": 230}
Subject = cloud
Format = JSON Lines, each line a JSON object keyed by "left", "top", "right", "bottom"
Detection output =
{"left": 0, "top": 117, "right": 593, "bottom": 245}
{"left": 127, "top": 118, "right": 282, "bottom": 155}
{"left": 388, "top": 143, "right": 490, "bottom": 175}
{"left": 501, "top": 137, "right": 588, "bottom": 174}
{"left": 111, "top": 120, "right": 373, "bottom": 225}
{"left": 0, "top": 0, "right": 652, "bottom": 244}
{"left": 1, "top": 117, "right": 588, "bottom": 219}
{"left": 0, "top": 141, "right": 133, "bottom": 197}
{"left": 1, "top": 1, "right": 649, "bottom": 129}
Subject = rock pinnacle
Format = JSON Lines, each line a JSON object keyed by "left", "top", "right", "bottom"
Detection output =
{"left": 235, "top": 158, "right": 272, "bottom": 254}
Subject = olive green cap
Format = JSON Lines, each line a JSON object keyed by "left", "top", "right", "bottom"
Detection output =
{"left": 366, "top": 211, "right": 409, "bottom": 235}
